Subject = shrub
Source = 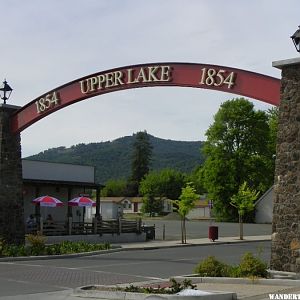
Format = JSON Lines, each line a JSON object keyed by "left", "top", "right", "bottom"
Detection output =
{"left": 194, "top": 256, "right": 229, "bottom": 277}
{"left": 194, "top": 252, "right": 268, "bottom": 279}
{"left": 123, "top": 278, "right": 195, "bottom": 294}
{"left": 0, "top": 237, "right": 6, "bottom": 256}
{"left": 169, "top": 278, "right": 196, "bottom": 293}
{"left": 237, "top": 252, "right": 268, "bottom": 278}
{"left": 0, "top": 234, "right": 110, "bottom": 257}
{"left": 55, "top": 241, "right": 109, "bottom": 254}
{"left": 26, "top": 232, "right": 47, "bottom": 255}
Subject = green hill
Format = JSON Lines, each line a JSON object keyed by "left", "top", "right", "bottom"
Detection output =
{"left": 27, "top": 134, "right": 204, "bottom": 183}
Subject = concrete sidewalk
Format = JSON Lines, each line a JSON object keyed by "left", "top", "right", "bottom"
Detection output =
{"left": 118, "top": 235, "right": 271, "bottom": 250}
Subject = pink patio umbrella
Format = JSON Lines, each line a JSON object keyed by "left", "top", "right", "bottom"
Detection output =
{"left": 32, "top": 195, "right": 64, "bottom": 207}
{"left": 68, "top": 196, "right": 96, "bottom": 207}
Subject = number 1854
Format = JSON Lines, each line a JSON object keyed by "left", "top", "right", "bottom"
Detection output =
{"left": 35, "top": 91, "right": 60, "bottom": 114}
{"left": 199, "top": 68, "right": 235, "bottom": 89}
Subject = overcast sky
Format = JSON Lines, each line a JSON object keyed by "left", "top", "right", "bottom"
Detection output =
{"left": 1, "top": 0, "right": 299, "bottom": 157}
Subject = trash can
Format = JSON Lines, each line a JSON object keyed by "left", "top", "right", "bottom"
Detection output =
{"left": 142, "top": 225, "right": 155, "bottom": 240}
{"left": 208, "top": 226, "right": 218, "bottom": 242}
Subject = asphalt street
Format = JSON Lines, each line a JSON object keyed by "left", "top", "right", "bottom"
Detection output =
{"left": 0, "top": 241, "right": 270, "bottom": 298}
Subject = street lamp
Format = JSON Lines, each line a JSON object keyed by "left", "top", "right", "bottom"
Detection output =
{"left": 0, "top": 80, "right": 13, "bottom": 104}
{"left": 291, "top": 26, "right": 300, "bottom": 53}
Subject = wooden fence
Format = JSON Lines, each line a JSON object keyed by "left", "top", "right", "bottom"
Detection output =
{"left": 26, "top": 218, "right": 142, "bottom": 236}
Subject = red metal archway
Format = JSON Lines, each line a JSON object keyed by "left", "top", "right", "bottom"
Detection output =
{"left": 11, "top": 62, "right": 280, "bottom": 133}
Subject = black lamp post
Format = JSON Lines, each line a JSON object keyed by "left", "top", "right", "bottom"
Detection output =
{"left": 291, "top": 26, "right": 300, "bottom": 53}
{"left": 0, "top": 80, "right": 13, "bottom": 104}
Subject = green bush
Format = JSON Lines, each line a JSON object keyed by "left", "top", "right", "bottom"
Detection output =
{"left": 194, "top": 256, "right": 229, "bottom": 277}
{"left": 0, "top": 238, "right": 6, "bottom": 256}
{"left": 194, "top": 252, "right": 268, "bottom": 279}
{"left": 54, "top": 241, "right": 110, "bottom": 254}
{"left": 236, "top": 252, "right": 268, "bottom": 278}
{"left": 26, "top": 232, "right": 46, "bottom": 255}
{"left": 0, "top": 235, "right": 110, "bottom": 257}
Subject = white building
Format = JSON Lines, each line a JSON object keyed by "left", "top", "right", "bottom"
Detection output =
{"left": 254, "top": 186, "right": 273, "bottom": 224}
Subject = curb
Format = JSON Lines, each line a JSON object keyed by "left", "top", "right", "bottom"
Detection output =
{"left": 120, "top": 238, "right": 271, "bottom": 251}
{"left": 172, "top": 276, "right": 300, "bottom": 287}
{"left": 0, "top": 247, "right": 122, "bottom": 262}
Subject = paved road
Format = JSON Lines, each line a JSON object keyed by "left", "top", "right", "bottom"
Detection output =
{"left": 144, "top": 219, "right": 272, "bottom": 240}
{"left": 0, "top": 241, "right": 270, "bottom": 298}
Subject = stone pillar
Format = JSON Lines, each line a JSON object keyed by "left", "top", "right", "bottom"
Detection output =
{"left": 0, "top": 104, "right": 24, "bottom": 244}
{"left": 271, "top": 58, "right": 300, "bottom": 272}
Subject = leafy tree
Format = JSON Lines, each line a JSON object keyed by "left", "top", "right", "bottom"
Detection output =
{"left": 187, "top": 166, "right": 206, "bottom": 195}
{"left": 266, "top": 107, "right": 278, "bottom": 171}
{"left": 130, "top": 131, "right": 153, "bottom": 195}
{"left": 230, "top": 182, "right": 259, "bottom": 240}
{"left": 174, "top": 183, "right": 199, "bottom": 244}
{"left": 101, "top": 179, "right": 127, "bottom": 197}
{"left": 139, "top": 169, "right": 186, "bottom": 200}
{"left": 202, "top": 98, "right": 274, "bottom": 221}
{"left": 141, "top": 194, "right": 163, "bottom": 217}
{"left": 267, "top": 107, "right": 278, "bottom": 152}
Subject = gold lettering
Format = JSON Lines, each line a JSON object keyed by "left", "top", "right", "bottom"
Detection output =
{"left": 80, "top": 80, "right": 90, "bottom": 94}
{"left": 135, "top": 67, "right": 148, "bottom": 83}
{"left": 115, "top": 71, "right": 124, "bottom": 86}
{"left": 147, "top": 66, "right": 160, "bottom": 82}
{"left": 89, "top": 77, "right": 98, "bottom": 91}
{"left": 97, "top": 75, "right": 106, "bottom": 89}
{"left": 80, "top": 65, "right": 173, "bottom": 94}
{"left": 160, "top": 66, "right": 172, "bottom": 81}
{"left": 127, "top": 69, "right": 135, "bottom": 84}
{"left": 105, "top": 72, "right": 115, "bottom": 88}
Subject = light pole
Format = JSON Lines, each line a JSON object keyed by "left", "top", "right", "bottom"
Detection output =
{"left": 291, "top": 26, "right": 300, "bottom": 53}
{"left": 0, "top": 80, "right": 13, "bottom": 104}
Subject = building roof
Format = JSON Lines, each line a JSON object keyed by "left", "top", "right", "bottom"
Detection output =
{"left": 255, "top": 186, "right": 273, "bottom": 206}
{"left": 101, "top": 197, "right": 125, "bottom": 203}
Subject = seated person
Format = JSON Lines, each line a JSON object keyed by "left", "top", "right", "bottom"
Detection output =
{"left": 46, "top": 214, "right": 54, "bottom": 225}
{"left": 26, "top": 214, "right": 36, "bottom": 229}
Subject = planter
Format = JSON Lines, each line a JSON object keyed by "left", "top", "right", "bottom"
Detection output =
{"left": 75, "top": 285, "right": 236, "bottom": 300}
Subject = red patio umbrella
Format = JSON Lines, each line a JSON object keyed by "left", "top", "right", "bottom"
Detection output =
{"left": 68, "top": 196, "right": 96, "bottom": 207}
{"left": 32, "top": 195, "right": 64, "bottom": 207}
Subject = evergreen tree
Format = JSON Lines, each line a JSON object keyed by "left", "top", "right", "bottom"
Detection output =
{"left": 129, "top": 131, "right": 153, "bottom": 195}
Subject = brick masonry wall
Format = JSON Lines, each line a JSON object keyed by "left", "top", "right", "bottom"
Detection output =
{"left": 271, "top": 63, "right": 300, "bottom": 272}
{"left": 0, "top": 105, "right": 24, "bottom": 244}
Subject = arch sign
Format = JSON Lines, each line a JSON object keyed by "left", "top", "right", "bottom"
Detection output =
{"left": 11, "top": 62, "right": 280, "bottom": 133}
